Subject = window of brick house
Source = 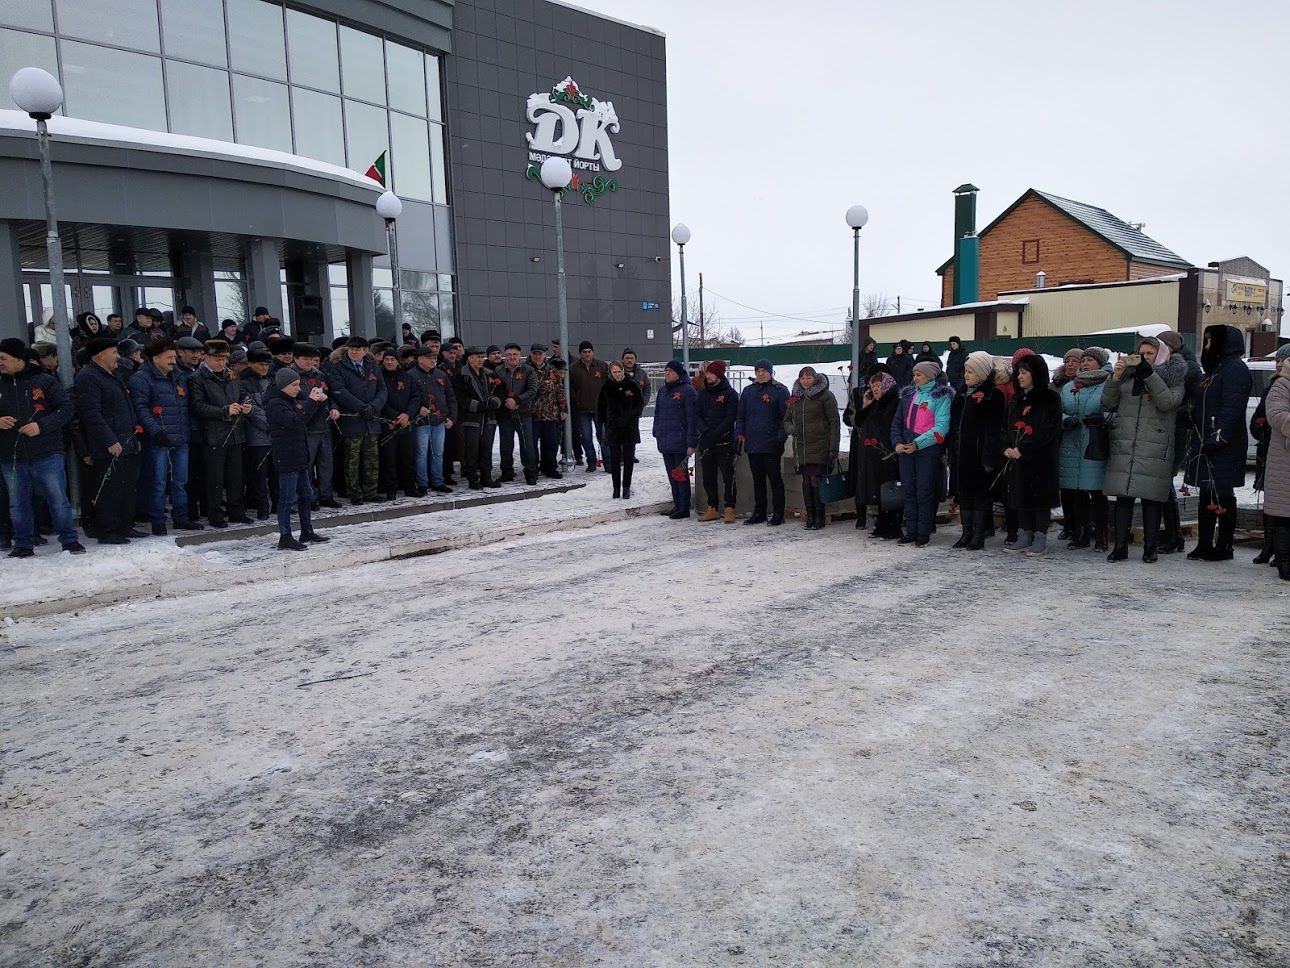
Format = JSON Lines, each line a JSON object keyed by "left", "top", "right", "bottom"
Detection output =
{"left": 1022, "top": 240, "right": 1040, "bottom": 264}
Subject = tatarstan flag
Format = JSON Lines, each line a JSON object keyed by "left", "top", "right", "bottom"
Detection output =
{"left": 365, "top": 151, "right": 387, "bottom": 187}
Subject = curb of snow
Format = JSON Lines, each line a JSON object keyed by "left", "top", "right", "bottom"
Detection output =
{"left": 4, "top": 500, "right": 672, "bottom": 621}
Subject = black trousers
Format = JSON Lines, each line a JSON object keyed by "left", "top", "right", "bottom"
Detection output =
{"left": 462, "top": 421, "right": 496, "bottom": 484}
{"left": 243, "top": 445, "right": 272, "bottom": 513}
{"left": 379, "top": 426, "right": 416, "bottom": 495}
{"left": 701, "top": 443, "right": 736, "bottom": 510}
{"left": 607, "top": 441, "right": 635, "bottom": 492}
{"left": 748, "top": 446, "right": 785, "bottom": 517}
{"left": 188, "top": 440, "right": 207, "bottom": 519}
{"left": 203, "top": 442, "right": 245, "bottom": 523}
{"left": 86, "top": 453, "right": 140, "bottom": 538}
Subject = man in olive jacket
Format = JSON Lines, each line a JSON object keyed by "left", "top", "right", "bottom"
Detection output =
{"left": 188, "top": 340, "right": 253, "bottom": 527}
{"left": 568, "top": 340, "right": 608, "bottom": 471}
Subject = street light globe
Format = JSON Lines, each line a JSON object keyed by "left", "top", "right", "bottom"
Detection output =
{"left": 376, "top": 190, "right": 403, "bottom": 220}
{"left": 10, "top": 67, "right": 63, "bottom": 119}
{"left": 845, "top": 205, "right": 870, "bottom": 230}
{"left": 671, "top": 223, "right": 691, "bottom": 246}
{"left": 539, "top": 156, "right": 572, "bottom": 191}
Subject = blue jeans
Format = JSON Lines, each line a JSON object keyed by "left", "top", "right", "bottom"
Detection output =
{"left": 662, "top": 451, "right": 691, "bottom": 513}
{"left": 415, "top": 422, "right": 447, "bottom": 487}
{"left": 143, "top": 441, "right": 189, "bottom": 525}
{"left": 575, "top": 412, "right": 602, "bottom": 465}
{"left": 276, "top": 467, "right": 315, "bottom": 535}
{"left": 898, "top": 445, "right": 943, "bottom": 539}
{"left": 1, "top": 453, "right": 79, "bottom": 549}
{"left": 499, "top": 413, "right": 535, "bottom": 477}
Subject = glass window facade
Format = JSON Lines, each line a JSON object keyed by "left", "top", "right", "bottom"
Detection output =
{"left": 291, "top": 88, "right": 344, "bottom": 167}
{"left": 1, "top": 0, "right": 54, "bottom": 33}
{"left": 227, "top": 0, "right": 286, "bottom": 80}
{"left": 390, "top": 111, "right": 431, "bottom": 202}
{"left": 165, "top": 60, "right": 234, "bottom": 141}
{"left": 61, "top": 40, "right": 166, "bottom": 130}
{"left": 285, "top": 8, "right": 337, "bottom": 92}
{"left": 385, "top": 41, "right": 425, "bottom": 117}
{"left": 56, "top": 0, "right": 159, "bottom": 52}
{"left": 344, "top": 99, "right": 387, "bottom": 175}
{"left": 159, "top": 0, "right": 226, "bottom": 68}
{"left": 0, "top": 27, "right": 58, "bottom": 86}
{"left": 232, "top": 74, "right": 291, "bottom": 152}
{"left": 339, "top": 25, "right": 385, "bottom": 105}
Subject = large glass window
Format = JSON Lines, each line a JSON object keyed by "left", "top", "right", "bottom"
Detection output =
{"left": 1, "top": 0, "right": 54, "bottom": 33}
{"left": 385, "top": 41, "right": 425, "bottom": 116}
{"left": 0, "top": 28, "right": 58, "bottom": 88}
{"left": 425, "top": 53, "right": 442, "bottom": 122}
{"left": 291, "top": 87, "right": 344, "bottom": 166}
{"left": 56, "top": 0, "right": 159, "bottom": 52}
{"left": 166, "top": 60, "right": 233, "bottom": 141}
{"left": 429, "top": 121, "right": 448, "bottom": 204}
{"left": 344, "top": 98, "right": 387, "bottom": 172}
{"left": 227, "top": 0, "right": 285, "bottom": 80}
{"left": 215, "top": 270, "right": 246, "bottom": 324}
{"left": 285, "top": 9, "right": 338, "bottom": 92}
{"left": 339, "top": 25, "right": 384, "bottom": 104}
{"left": 61, "top": 41, "right": 166, "bottom": 129}
{"left": 159, "top": 0, "right": 227, "bottom": 68}
{"left": 390, "top": 112, "right": 431, "bottom": 201}
{"left": 232, "top": 74, "right": 291, "bottom": 151}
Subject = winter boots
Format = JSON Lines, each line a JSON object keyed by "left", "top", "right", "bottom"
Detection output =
{"left": 1107, "top": 499, "right": 1133, "bottom": 562}
{"left": 966, "top": 510, "right": 991, "bottom": 551}
{"left": 1274, "top": 518, "right": 1290, "bottom": 582}
{"left": 1159, "top": 493, "right": 1185, "bottom": 555}
{"left": 1189, "top": 490, "right": 1237, "bottom": 561}
{"left": 1253, "top": 516, "right": 1275, "bottom": 565}
{"left": 723, "top": 507, "right": 736, "bottom": 524}
{"left": 800, "top": 480, "right": 825, "bottom": 531}
{"left": 1024, "top": 532, "right": 1048, "bottom": 557}
{"left": 697, "top": 507, "right": 720, "bottom": 523}
{"left": 299, "top": 528, "right": 330, "bottom": 543}
{"left": 278, "top": 533, "right": 307, "bottom": 551}
{"left": 1004, "top": 530, "right": 1034, "bottom": 553}
{"left": 1141, "top": 500, "right": 1162, "bottom": 563}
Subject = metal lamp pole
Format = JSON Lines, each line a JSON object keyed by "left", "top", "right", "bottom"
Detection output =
{"left": 845, "top": 205, "right": 870, "bottom": 387}
{"left": 376, "top": 191, "right": 403, "bottom": 343}
{"left": 539, "top": 158, "right": 575, "bottom": 466}
{"left": 672, "top": 224, "right": 691, "bottom": 367}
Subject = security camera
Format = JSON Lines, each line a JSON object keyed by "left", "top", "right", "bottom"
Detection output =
{"left": 653, "top": 256, "right": 663, "bottom": 263}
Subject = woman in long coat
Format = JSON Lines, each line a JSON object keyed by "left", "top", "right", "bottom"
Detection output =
{"left": 1249, "top": 344, "right": 1290, "bottom": 565}
{"left": 948, "top": 351, "right": 1005, "bottom": 550}
{"left": 1101, "top": 336, "right": 1186, "bottom": 563}
{"left": 848, "top": 366, "right": 900, "bottom": 538}
{"left": 597, "top": 360, "right": 644, "bottom": 499}
{"left": 1184, "top": 324, "right": 1252, "bottom": 561}
{"left": 1002, "top": 354, "right": 1061, "bottom": 556}
{"left": 1261, "top": 352, "right": 1290, "bottom": 581}
{"left": 783, "top": 365, "right": 839, "bottom": 531}
{"left": 1058, "top": 349, "right": 1112, "bottom": 550}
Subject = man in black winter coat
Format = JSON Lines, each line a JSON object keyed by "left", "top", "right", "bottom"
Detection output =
{"left": 695, "top": 359, "right": 739, "bottom": 522}
{"left": 189, "top": 340, "right": 253, "bottom": 527}
{"left": 378, "top": 349, "right": 422, "bottom": 499}
{"left": 0, "top": 338, "right": 84, "bottom": 556}
{"left": 456, "top": 346, "right": 503, "bottom": 489}
{"left": 496, "top": 343, "right": 538, "bottom": 484}
{"left": 75, "top": 337, "right": 144, "bottom": 543}
{"left": 329, "top": 336, "right": 387, "bottom": 504}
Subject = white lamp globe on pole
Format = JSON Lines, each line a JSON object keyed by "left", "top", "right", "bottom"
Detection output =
{"left": 10, "top": 67, "right": 63, "bottom": 118}
{"left": 671, "top": 223, "right": 691, "bottom": 367}
{"left": 376, "top": 191, "right": 403, "bottom": 342}
{"left": 539, "top": 156, "right": 575, "bottom": 465}
{"left": 846, "top": 204, "right": 869, "bottom": 388}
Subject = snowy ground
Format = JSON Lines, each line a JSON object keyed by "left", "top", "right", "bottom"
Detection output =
{"left": 1, "top": 458, "right": 1287, "bottom": 966}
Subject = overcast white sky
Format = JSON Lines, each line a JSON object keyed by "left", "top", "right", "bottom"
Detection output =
{"left": 577, "top": 0, "right": 1290, "bottom": 340}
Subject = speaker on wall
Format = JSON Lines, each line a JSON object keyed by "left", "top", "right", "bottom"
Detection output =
{"left": 295, "top": 294, "right": 324, "bottom": 337}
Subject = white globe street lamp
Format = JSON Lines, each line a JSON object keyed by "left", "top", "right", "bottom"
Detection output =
{"left": 10, "top": 68, "right": 73, "bottom": 391}
{"left": 845, "top": 205, "right": 870, "bottom": 388}
{"left": 671, "top": 223, "right": 691, "bottom": 367}
{"left": 376, "top": 191, "right": 403, "bottom": 342}
{"left": 537, "top": 156, "right": 575, "bottom": 466}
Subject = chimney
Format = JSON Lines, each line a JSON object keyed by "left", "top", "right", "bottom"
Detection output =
{"left": 952, "top": 184, "right": 980, "bottom": 305}
{"left": 1035, "top": 271, "right": 1047, "bottom": 288}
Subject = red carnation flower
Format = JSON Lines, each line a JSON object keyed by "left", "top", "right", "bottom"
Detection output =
{"left": 933, "top": 431, "right": 944, "bottom": 444}
{"left": 33, "top": 403, "right": 45, "bottom": 412}
{"left": 669, "top": 466, "right": 687, "bottom": 482}
{"left": 971, "top": 391, "right": 984, "bottom": 402}
{"left": 1014, "top": 420, "right": 1025, "bottom": 429}
{"left": 152, "top": 405, "right": 163, "bottom": 415}
{"left": 134, "top": 424, "right": 143, "bottom": 435}
{"left": 918, "top": 401, "right": 929, "bottom": 410}
{"left": 1023, "top": 423, "right": 1034, "bottom": 435}
{"left": 787, "top": 395, "right": 798, "bottom": 404}
{"left": 761, "top": 394, "right": 770, "bottom": 403}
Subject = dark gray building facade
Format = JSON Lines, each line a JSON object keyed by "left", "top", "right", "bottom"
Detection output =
{"left": 0, "top": 0, "right": 670, "bottom": 358}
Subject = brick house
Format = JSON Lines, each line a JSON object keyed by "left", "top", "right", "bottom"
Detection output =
{"left": 938, "top": 189, "right": 1192, "bottom": 307}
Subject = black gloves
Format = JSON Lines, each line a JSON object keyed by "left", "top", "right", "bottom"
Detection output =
{"left": 1135, "top": 359, "right": 1153, "bottom": 377}
{"left": 360, "top": 405, "right": 375, "bottom": 420}
{"left": 486, "top": 397, "right": 501, "bottom": 411}
{"left": 1081, "top": 414, "right": 1103, "bottom": 427}
{"left": 152, "top": 431, "right": 171, "bottom": 446}
{"left": 1062, "top": 416, "right": 1080, "bottom": 429}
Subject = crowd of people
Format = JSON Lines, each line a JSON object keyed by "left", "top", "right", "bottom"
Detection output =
{"left": 651, "top": 328, "right": 1289, "bottom": 583}
{"left": 2, "top": 307, "right": 655, "bottom": 554}
{"left": 4, "top": 313, "right": 1288, "bottom": 580}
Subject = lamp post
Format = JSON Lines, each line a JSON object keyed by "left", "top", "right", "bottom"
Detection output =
{"left": 845, "top": 204, "right": 870, "bottom": 387}
{"left": 538, "top": 157, "right": 575, "bottom": 466}
{"left": 376, "top": 190, "right": 403, "bottom": 343}
{"left": 10, "top": 68, "right": 73, "bottom": 389}
{"left": 671, "top": 223, "right": 691, "bottom": 368}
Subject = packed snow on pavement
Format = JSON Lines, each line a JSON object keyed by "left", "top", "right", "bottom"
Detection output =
{"left": 1, "top": 484, "right": 1287, "bottom": 966}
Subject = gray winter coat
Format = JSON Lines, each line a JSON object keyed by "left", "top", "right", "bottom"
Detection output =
{"left": 1101, "top": 354, "right": 1186, "bottom": 502}
{"left": 1262, "top": 375, "right": 1290, "bottom": 518}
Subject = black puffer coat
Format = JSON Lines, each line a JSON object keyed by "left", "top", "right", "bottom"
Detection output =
{"left": 850, "top": 386, "right": 899, "bottom": 504}
{"left": 596, "top": 374, "right": 645, "bottom": 447}
{"left": 1004, "top": 356, "right": 1062, "bottom": 509}
{"left": 1184, "top": 324, "right": 1252, "bottom": 489}
{"left": 948, "top": 381, "right": 1005, "bottom": 498}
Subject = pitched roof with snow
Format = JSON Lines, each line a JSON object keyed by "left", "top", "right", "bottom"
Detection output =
{"left": 937, "top": 188, "right": 1191, "bottom": 273}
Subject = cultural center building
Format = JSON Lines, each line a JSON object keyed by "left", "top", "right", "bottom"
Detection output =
{"left": 0, "top": 0, "right": 672, "bottom": 357}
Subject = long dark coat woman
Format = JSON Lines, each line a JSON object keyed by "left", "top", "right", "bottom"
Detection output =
{"left": 1183, "top": 323, "right": 1252, "bottom": 560}
{"left": 596, "top": 367, "right": 644, "bottom": 498}
{"left": 846, "top": 369, "right": 900, "bottom": 536}
{"left": 1002, "top": 354, "right": 1061, "bottom": 553}
{"left": 947, "top": 360, "right": 1005, "bottom": 549}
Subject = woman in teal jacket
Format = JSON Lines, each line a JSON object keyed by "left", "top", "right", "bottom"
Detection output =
{"left": 1058, "top": 348, "right": 1112, "bottom": 550}
{"left": 891, "top": 360, "right": 953, "bottom": 545}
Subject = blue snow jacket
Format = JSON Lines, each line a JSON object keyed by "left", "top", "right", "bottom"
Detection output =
{"left": 130, "top": 359, "right": 190, "bottom": 445}
{"left": 695, "top": 376, "right": 739, "bottom": 451}
{"left": 652, "top": 377, "right": 698, "bottom": 453}
{"left": 735, "top": 374, "right": 790, "bottom": 454}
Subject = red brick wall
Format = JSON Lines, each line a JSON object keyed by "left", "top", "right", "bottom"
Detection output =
{"left": 940, "top": 195, "right": 1133, "bottom": 306}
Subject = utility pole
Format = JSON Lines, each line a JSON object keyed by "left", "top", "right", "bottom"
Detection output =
{"left": 896, "top": 295, "right": 901, "bottom": 314}
{"left": 760, "top": 321, "right": 765, "bottom": 346}
{"left": 698, "top": 273, "right": 705, "bottom": 347}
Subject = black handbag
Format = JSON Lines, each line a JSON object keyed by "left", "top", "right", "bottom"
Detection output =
{"left": 1083, "top": 423, "right": 1110, "bottom": 462}
{"left": 819, "top": 469, "right": 853, "bottom": 504}
{"left": 879, "top": 479, "right": 905, "bottom": 512}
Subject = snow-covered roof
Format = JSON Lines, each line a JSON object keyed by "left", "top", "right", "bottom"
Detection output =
{"left": 920, "top": 298, "right": 1029, "bottom": 313}
{"left": 546, "top": 0, "right": 665, "bottom": 37}
{"left": 1088, "top": 323, "right": 1173, "bottom": 337}
{"left": 1001, "top": 274, "right": 1187, "bottom": 296}
{"left": 0, "top": 109, "right": 382, "bottom": 194}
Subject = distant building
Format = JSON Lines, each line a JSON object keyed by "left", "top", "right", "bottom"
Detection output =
{"left": 937, "top": 188, "right": 1191, "bottom": 307}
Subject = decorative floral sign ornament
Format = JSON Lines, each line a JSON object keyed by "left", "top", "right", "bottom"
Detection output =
{"left": 524, "top": 77, "right": 622, "bottom": 204}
